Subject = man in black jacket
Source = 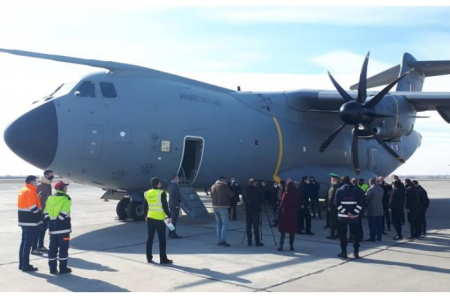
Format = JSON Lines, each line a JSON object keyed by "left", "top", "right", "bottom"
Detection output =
{"left": 243, "top": 178, "right": 264, "bottom": 246}
{"left": 308, "top": 176, "right": 321, "bottom": 218}
{"left": 405, "top": 179, "right": 421, "bottom": 238}
{"left": 298, "top": 176, "right": 314, "bottom": 235}
{"left": 334, "top": 175, "right": 364, "bottom": 259}
{"left": 228, "top": 178, "right": 241, "bottom": 220}
{"left": 389, "top": 181, "right": 405, "bottom": 240}
{"left": 413, "top": 180, "right": 430, "bottom": 236}
{"left": 167, "top": 175, "right": 182, "bottom": 239}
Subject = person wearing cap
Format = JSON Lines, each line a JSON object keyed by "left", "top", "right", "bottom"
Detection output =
{"left": 18, "top": 175, "right": 43, "bottom": 272}
{"left": 31, "top": 169, "right": 54, "bottom": 255}
{"left": 326, "top": 173, "right": 340, "bottom": 240}
{"left": 45, "top": 181, "right": 72, "bottom": 274}
{"left": 144, "top": 177, "right": 173, "bottom": 264}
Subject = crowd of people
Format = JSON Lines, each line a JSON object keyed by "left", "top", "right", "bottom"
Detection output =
{"left": 209, "top": 173, "right": 430, "bottom": 259}
{"left": 16, "top": 170, "right": 430, "bottom": 274}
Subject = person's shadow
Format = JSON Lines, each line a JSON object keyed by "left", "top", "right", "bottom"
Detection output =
{"left": 69, "top": 257, "right": 118, "bottom": 272}
{"left": 165, "top": 264, "right": 251, "bottom": 290}
{"left": 357, "top": 257, "right": 450, "bottom": 275}
{"left": 29, "top": 272, "right": 129, "bottom": 292}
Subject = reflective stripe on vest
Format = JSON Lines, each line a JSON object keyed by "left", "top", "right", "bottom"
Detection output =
{"left": 145, "top": 189, "right": 166, "bottom": 220}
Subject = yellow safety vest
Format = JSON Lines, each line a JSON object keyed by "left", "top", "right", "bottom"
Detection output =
{"left": 145, "top": 189, "right": 166, "bottom": 220}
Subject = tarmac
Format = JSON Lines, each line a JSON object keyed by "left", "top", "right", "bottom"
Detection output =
{"left": 0, "top": 179, "right": 449, "bottom": 292}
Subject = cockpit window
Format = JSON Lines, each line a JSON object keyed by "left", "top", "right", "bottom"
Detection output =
{"left": 100, "top": 82, "right": 117, "bottom": 98}
{"left": 75, "top": 81, "right": 96, "bottom": 98}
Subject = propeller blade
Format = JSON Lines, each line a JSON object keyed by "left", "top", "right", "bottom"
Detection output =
{"left": 351, "top": 128, "right": 360, "bottom": 175}
{"left": 328, "top": 71, "right": 354, "bottom": 103}
{"left": 320, "top": 123, "right": 347, "bottom": 152}
{"left": 357, "top": 51, "right": 370, "bottom": 103}
{"left": 309, "top": 110, "right": 340, "bottom": 114}
{"left": 365, "top": 69, "right": 414, "bottom": 108}
{"left": 371, "top": 113, "right": 429, "bottom": 119}
{"left": 369, "top": 130, "right": 405, "bottom": 163}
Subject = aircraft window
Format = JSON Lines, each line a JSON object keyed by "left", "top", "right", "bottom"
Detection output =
{"left": 75, "top": 81, "right": 96, "bottom": 98}
{"left": 100, "top": 82, "right": 117, "bottom": 98}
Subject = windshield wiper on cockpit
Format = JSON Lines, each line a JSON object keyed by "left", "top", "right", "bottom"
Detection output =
{"left": 43, "top": 83, "right": 64, "bottom": 101}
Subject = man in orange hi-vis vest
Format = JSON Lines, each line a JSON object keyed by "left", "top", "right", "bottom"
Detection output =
{"left": 18, "top": 175, "right": 43, "bottom": 272}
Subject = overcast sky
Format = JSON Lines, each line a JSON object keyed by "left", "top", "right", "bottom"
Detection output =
{"left": 1, "top": 2, "right": 450, "bottom": 176}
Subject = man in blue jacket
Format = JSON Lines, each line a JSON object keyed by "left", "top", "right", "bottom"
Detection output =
{"left": 334, "top": 175, "right": 364, "bottom": 259}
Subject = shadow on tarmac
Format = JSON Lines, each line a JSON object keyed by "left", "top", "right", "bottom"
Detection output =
{"left": 69, "top": 257, "right": 119, "bottom": 272}
{"left": 28, "top": 272, "right": 130, "bottom": 292}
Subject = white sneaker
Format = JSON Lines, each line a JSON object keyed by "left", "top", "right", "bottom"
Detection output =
{"left": 31, "top": 249, "right": 43, "bottom": 255}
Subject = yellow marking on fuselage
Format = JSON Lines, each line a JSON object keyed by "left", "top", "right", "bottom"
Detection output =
{"left": 272, "top": 117, "right": 283, "bottom": 183}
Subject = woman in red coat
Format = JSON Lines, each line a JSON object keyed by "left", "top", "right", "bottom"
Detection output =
{"left": 278, "top": 181, "right": 300, "bottom": 251}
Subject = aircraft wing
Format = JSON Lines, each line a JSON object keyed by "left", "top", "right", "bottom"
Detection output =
{"left": 397, "top": 91, "right": 450, "bottom": 123}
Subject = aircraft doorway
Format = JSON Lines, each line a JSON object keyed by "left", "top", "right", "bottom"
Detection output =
{"left": 178, "top": 136, "right": 204, "bottom": 185}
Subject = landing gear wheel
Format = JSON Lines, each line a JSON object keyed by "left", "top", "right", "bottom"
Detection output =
{"left": 116, "top": 198, "right": 130, "bottom": 220}
{"left": 127, "top": 201, "right": 146, "bottom": 221}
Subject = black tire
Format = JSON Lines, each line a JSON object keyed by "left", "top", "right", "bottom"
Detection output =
{"left": 116, "top": 198, "right": 130, "bottom": 220}
{"left": 127, "top": 201, "right": 146, "bottom": 221}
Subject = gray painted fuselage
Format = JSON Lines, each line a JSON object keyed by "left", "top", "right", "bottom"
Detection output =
{"left": 38, "top": 70, "right": 421, "bottom": 191}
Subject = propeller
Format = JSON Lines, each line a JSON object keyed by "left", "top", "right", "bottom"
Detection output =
{"left": 313, "top": 51, "right": 413, "bottom": 174}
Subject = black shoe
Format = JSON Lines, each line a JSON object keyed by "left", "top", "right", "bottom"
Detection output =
{"left": 323, "top": 225, "right": 330, "bottom": 229}
{"left": 305, "top": 232, "right": 315, "bottom": 235}
{"left": 354, "top": 252, "right": 360, "bottom": 259}
{"left": 219, "top": 242, "right": 231, "bottom": 247}
{"left": 233, "top": 218, "right": 237, "bottom": 221}
{"left": 50, "top": 269, "right": 58, "bottom": 274}
{"left": 337, "top": 252, "right": 348, "bottom": 259}
{"left": 248, "top": 241, "right": 253, "bottom": 246}
{"left": 172, "top": 235, "right": 183, "bottom": 239}
{"left": 422, "top": 232, "right": 427, "bottom": 236}
{"left": 160, "top": 259, "right": 173, "bottom": 264}
{"left": 277, "top": 246, "right": 283, "bottom": 251}
{"left": 407, "top": 236, "right": 415, "bottom": 239}
{"left": 365, "top": 238, "right": 376, "bottom": 242}
{"left": 255, "top": 242, "right": 264, "bottom": 247}
{"left": 59, "top": 268, "right": 72, "bottom": 274}
{"left": 382, "top": 232, "right": 388, "bottom": 235}
{"left": 319, "top": 216, "right": 322, "bottom": 219}
{"left": 22, "top": 265, "right": 38, "bottom": 272}
{"left": 326, "top": 236, "right": 337, "bottom": 240}
{"left": 290, "top": 245, "right": 295, "bottom": 251}
{"left": 297, "top": 231, "right": 305, "bottom": 235}
{"left": 393, "top": 235, "right": 403, "bottom": 240}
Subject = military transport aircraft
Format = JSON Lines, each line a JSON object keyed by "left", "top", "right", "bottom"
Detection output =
{"left": 2, "top": 48, "right": 450, "bottom": 221}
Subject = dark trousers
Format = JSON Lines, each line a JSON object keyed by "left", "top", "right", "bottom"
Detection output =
{"left": 168, "top": 207, "right": 180, "bottom": 237}
{"left": 391, "top": 210, "right": 403, "bottom": 236}
{"left": 228, "top": 201, "right": 238, "bottom": 220}
{"left": 310, "top": 197, "right": 321, "bottom": 218}
{"left": 421, "top": 209, "right": 427, "bottom": 233}
{"left": 280, "top": 232, "right": 295, "bottom": 246}
{"left": 407, "top": 211, "right": 421, "bottom": 237}
{"left": 368, "top": 216, "right": 383, "bottom": 240}
{"left": 32, "top": 218, "right": 48, "bottom": 250}
{"left": 338, "top": 221, "right": 360, "bottom": 252}
{"left": 48, "top": 233, "right": 70, "bottom": 270}
{"left": 298, "top": 207, "right": 312, "bottom": 233}
{"left": 330, "top": 210, "right": 338, "bottom": 236}
{"left": 246, "top": 211, "right": 261, "bottom": 243}
{"left": 146, "top": 218, "right": 167, "bottom": 261}
{"left": 19, "top": 226, "right": 39, "bottom": 269}
{"left": 382, "top": 208, "right": 391, "bottom": 231}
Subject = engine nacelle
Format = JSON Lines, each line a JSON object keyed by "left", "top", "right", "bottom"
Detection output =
{"left": 368, "top": 95, "right": 417, "bottom": 140}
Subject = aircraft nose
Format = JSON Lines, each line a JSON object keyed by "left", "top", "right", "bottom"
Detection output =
{"left": 4, "top": 102, "right": 58, "bottom": 169}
